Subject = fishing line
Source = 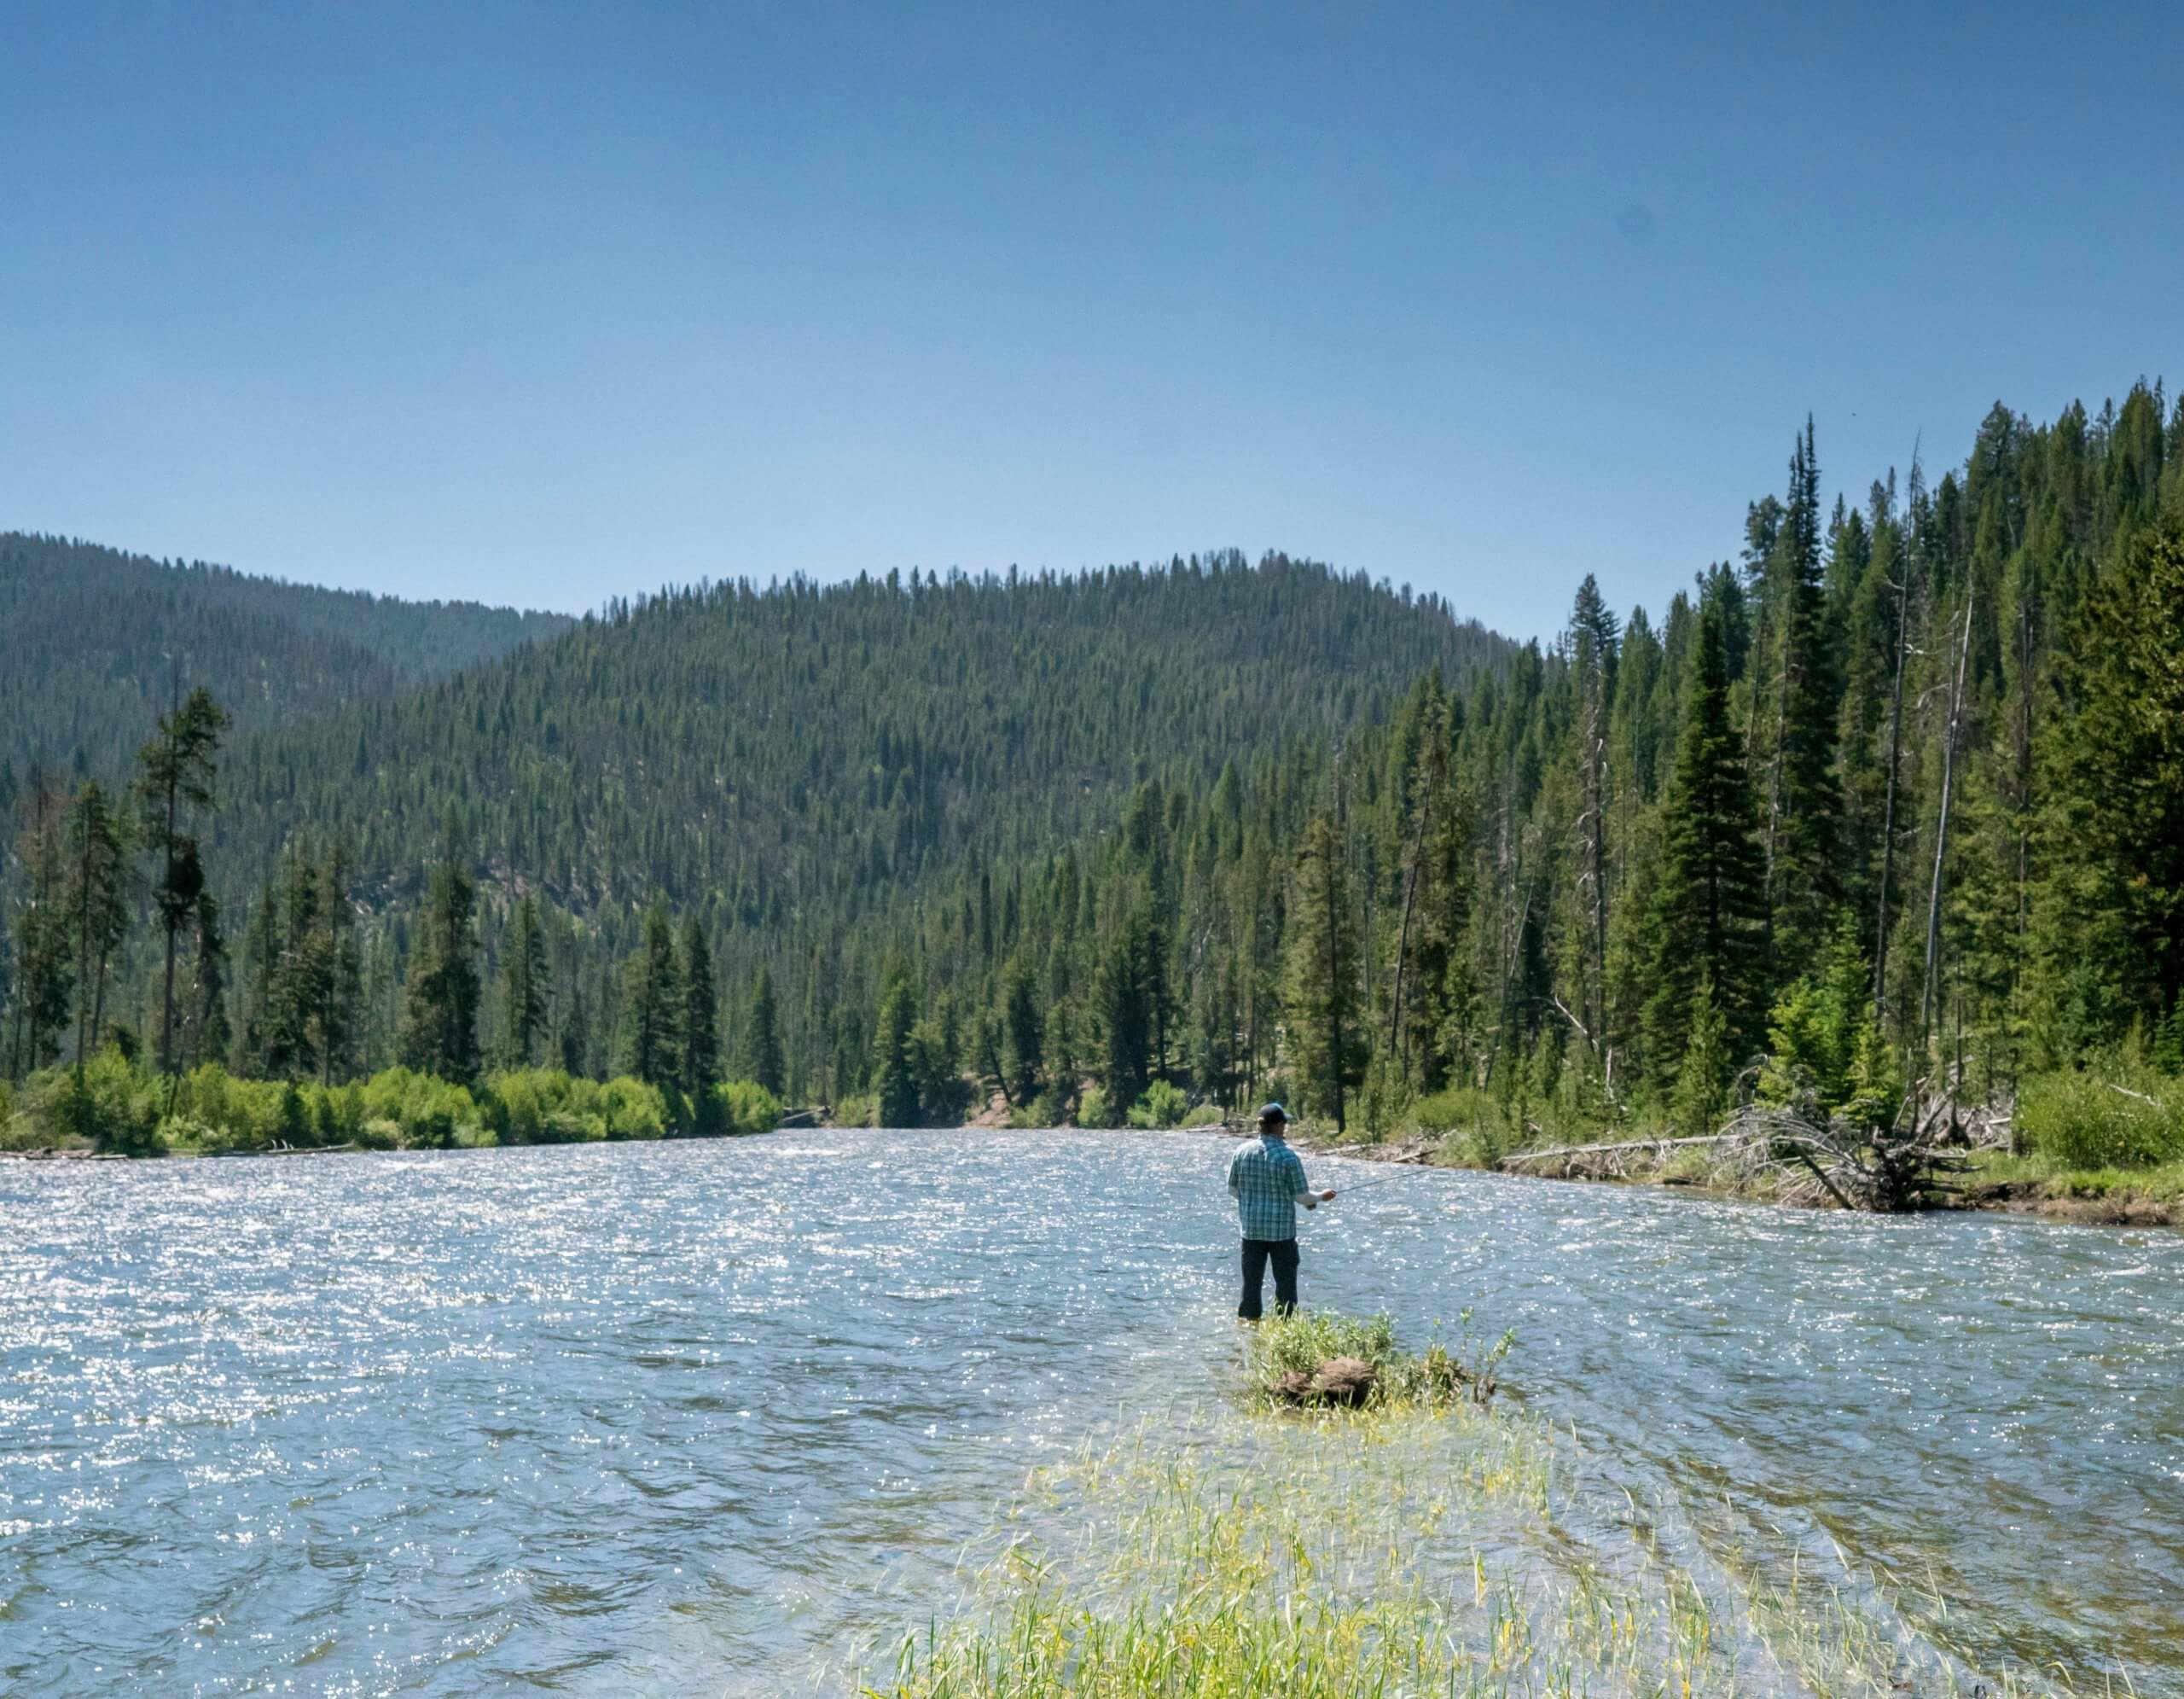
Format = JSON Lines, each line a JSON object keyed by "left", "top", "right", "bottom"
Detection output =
{"left": 1321, "top": 1167, "right": 1419, "bottom": 1196}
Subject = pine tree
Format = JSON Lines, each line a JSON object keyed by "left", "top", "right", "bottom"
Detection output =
{"left": 1096, "top": 896, "right": 1158, "bottom": 1112}
{"left": 1285, "top": 812, "right": 1362, "bottom": 1134}
{"left": 264, "top": 847, "right": 325, "bottom": 1081}
{"left": 317, "top": 846, "right": 361, "bottom": 1085}
{"left": 133, "top": 686, "right": 229, "bottom": 1077}
{"left": 619, "top": 901, "right": 681, "bottom": 1085}
{"left": 398, "top": 857, "right": 483, "bottom": 1084}
{"left": 1566, "top": 579, "right": 1617, "bottom": 1066}
{"left": 1671, "top": 969, "right": 1731, "bottom": 1132}
{"left": 741, "top": 963, "right": 783, "bottom": 1097}
{"left": 8, "top": 778, "right": 73, "bottom": 1077}
{"left": 185, "top": 892, "right": 230, "bottom": 1072}
{"left": 498, "top": 894, "right": 547, "bottom": 1068}
{"left": 680, "top": 919, "right": 721, "bottom": 1097}
{"left": 874, "top": 970, "right": 921, "bottom": 1127}
{"left": 1643, "top": 606, "right": 1768, "bottom": 1085}
{"left": 65, "top": 782, "right": 131, "bottom": 1074}
{"left": 1760, "top": 420, "right": 1845, "bottom": 969}
{"left": 235, "top": 876, "right": 279, "bottom": 1074}
{"left": 2038, "top": 523, "right": 2184, "bottom": 1039}
{"left": 998, "top": 952, "right": 1043, "bottom": 1104}
{"left": 559, "top": 977, "right": 592, "bottom": 1078}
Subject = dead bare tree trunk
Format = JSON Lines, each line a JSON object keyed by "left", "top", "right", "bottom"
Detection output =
{"left": 1921, "top": 584, "right": 1976, "bottom": 1049}
{"left": 1873, "top": 544, "right": 1914, "bottom": 1018}
{"left": 1582, "top": 669, "right": 1609, "bottom": 1056}
{"left": 1385, "top": 789, "right": 1429, "bottom": 1085}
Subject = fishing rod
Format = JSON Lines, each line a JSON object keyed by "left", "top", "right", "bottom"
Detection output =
{"left": 1318, "top": 1165, "right": 1425, "bottom": 1196}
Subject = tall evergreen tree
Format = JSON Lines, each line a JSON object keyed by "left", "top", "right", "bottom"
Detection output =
{"left": 2037, "top": 522, "right": 2184, "bottom": 1041}
{"left": 501, "top": 894, "right": 549, "bottom": 1068}
{"left": 873, "top": 969, "right": 921, "bottom": 1127}
{"left": 741, "top": 963, "right": 783, "bottom": 1097}
{"left": 998, "top": 953, "right": 1043, "bottom": 1105}
{"left": 1096, "top": 896, "right": 1159, "bottom": 1114}
{"left": 1642, "top": 606, "right": 1768, "bottom": 1085}
{"left": 398, "top": 858, "right": 482, "bottom": 1085}
{"left": 680, "top": 918, "right": 722, "bottom": 1097}
{"left": 264, "top": 846, "right": 326, "bottom": 1081}
{"left": 316, "top": 845, "right": 362, "bottom": 1085}
{"left": 1284, "top": 812, "right": 1362, "bottom": 1134}
{"left": 133, "top": 686, "right": 229, "bottom": 1078}
{"left": 185, "top": 892, "right": 230, "bottom": 1073}
{"left": 65, "top": 782, "right": 131, "bottom": 1074}
{"left": 8, "top": 778, "right": 73, "bottom": 1077}
{"left": 619, "top": 901, "right": 681, "bottom": 1086}
{"left": 1761, "top": 420, "right": 1845, "bottom": 968}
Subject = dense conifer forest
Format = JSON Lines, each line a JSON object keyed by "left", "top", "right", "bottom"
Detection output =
{"left": 0, "top": 534, "right": 572, "bottom": 782}
{"left": 4, "top": 387, "right": 2182, "bottom": 1177}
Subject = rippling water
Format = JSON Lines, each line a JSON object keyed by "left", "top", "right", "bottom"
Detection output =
{"left": 3, "top": 1132, "right": 2180, "bottom": 1695}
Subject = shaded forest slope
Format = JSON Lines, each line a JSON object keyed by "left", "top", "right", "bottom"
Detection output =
{"left": 0, "top": 533, "right": 572, "bottom": 786}
{"left": 212, "top": 553, "right": 1509, "bottom": 921}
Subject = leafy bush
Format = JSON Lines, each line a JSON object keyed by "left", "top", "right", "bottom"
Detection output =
{"left": 714, "top": 1079, "right": 781, "bottom": 1137}
{"left": 357, "top": 1118, "right": 404, "bottom": 1151}
{"left": 1407, "top": 1088, "right": 1496, "bottom": 1136}
{"left": 359, "top": 1067, "right": 482, "bottom": 1147}
{"left": 2020, "top": 1070, "right": 2184, "bottom": 1169}
{"left": 154, "top": 1116, "right": 219, "bottom": 1154}
{"left": 1408, "top": 1087, "right": 1520, "bottom": 1165}
{"left": 1076, "top": 1086, "right": 1114, "bottom": 1128}
{"left": 1180, "top": 1103, "right": 1228, "bottom": 1128}
{"left": 1126, "top": 1079, "right": 1190, "bottom": 1128}
{"left": 483, "top": 1068, "right": 670, "bottom": 1142}
{"left": 595, "top": 1076, "right": 665, "bottom": 1139}
{"left": 26, "top": 1051, "right": 166, "bottom": 1151}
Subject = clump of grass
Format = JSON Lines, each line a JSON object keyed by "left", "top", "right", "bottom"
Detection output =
{"left": 1245, "top": 1308, "right": 1513, "bottom": 1411}
{"left": 857, "top": 1407, "right": 1568, "bottom": 1698}
{"left": 851, "top": 1395, "right": 2055, "bottom": 1699}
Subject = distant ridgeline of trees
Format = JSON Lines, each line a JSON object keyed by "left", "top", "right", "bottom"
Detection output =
{"left": 3, "top": 389, "right": 2183, "bottom": 1158}
{"left": 0, "top": 533, "right": 572, "bottom": 783}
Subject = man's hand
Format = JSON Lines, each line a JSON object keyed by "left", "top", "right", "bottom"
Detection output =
{"left": 1320, "top": 1188, "right": 1337, "bottom": 1202}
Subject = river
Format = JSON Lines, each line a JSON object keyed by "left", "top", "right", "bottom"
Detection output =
{"left": 3, "top": 1130, "right": 2179, "bottom": 1695}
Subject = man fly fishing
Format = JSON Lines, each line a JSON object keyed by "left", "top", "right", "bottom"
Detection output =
{"left": 1228, "top": 1103, "right": 1335, "bottom": 1320}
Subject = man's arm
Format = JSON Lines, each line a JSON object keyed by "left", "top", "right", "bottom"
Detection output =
{"left": 1288, "top": 1153, "right": 1335, "bottom": 1207}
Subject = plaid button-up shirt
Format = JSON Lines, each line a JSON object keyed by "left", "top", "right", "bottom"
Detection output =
{"left": 1228, "top": 1133, "right": 1310, "bottom": 1242}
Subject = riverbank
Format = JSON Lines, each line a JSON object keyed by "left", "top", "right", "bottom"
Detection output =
{"left": 1249, "top": 1120, "right": 2184, "bottom": 1228}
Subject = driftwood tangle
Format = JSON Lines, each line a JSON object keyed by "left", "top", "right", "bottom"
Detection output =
{"left": 1498, "top": 1078, "right": 1979, "bottom": 1213}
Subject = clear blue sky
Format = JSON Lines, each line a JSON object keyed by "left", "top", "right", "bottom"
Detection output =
{"left": 3, "top": 2, "right": 2175, "bottom": 638}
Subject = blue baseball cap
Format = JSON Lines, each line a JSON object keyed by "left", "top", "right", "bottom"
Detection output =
{"left": 1257, "top": 1102, "right": 1290, "bottom": 1124}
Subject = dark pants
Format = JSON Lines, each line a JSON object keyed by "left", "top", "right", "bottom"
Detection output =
{"left": 1239, "top": 1237, "right": 1300, "bottom": 1320}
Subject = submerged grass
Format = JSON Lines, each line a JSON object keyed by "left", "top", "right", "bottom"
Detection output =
{"left": 853, "top": 1312, "right": 2066, "bottom": 1698}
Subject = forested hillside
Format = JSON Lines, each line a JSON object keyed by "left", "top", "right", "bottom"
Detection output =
{"left": 6, "top": 385, "right": 2183, "bottom": 1176}
{"left": 0, "top": 533, "right": 572, "bottom": 784}
{"left": 211, "top": 553, "right": 1506, "bottom": 913}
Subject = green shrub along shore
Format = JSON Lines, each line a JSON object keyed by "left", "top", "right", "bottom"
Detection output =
{"left": 0, "top": 1051, "right": 780, "bottom": 1156}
